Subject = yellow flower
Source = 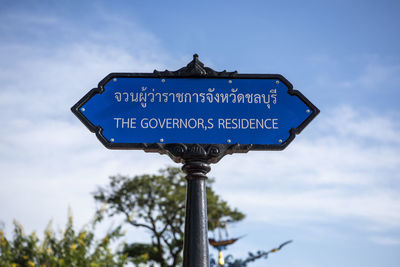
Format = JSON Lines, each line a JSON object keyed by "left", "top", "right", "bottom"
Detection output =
{"left": 78, "top": 238, "right": 86, "bottom": 246}
{"left": 11, "top": 263, "right": 18, "bottom": 267}
{"left": 23, "top": 256, "right": 29, "bottom": 260}
{"left": 27, "top": 261, "right": 35, "bottom": 267}
{"left": 141, "top": 253, "right": 149, "bottom": 261}
{"left": 71, "top": 243, "right": 77, "bottom": 250}
{"left": 79, "top": 231, "right": 86, "bottom": 239}
{"left": 0, "top": 230, "right": 6, "bottom": 246}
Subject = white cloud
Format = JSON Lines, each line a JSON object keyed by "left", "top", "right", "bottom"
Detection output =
{"left": 222, "top": 188, "right": 400, "bottom": 229}
{"left": 356, "top": 63, "right": 400, "bottom": 90}
{"left": 0, "top": 11, "right": 173, "bottom": 238}
{"left": 318, "top": 105, "right": 400, "bottom": 144}
{"left": 303, "top": 53, "right": 400, "bottom": 113}
{"left": 212, "top": 106, "right": 400, "bottom": 236}
{"left": 370, "top": 235, "right": 400, "bottom": 246}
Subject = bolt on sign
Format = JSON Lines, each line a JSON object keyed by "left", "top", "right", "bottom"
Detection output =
{"left": 72, "top": 54, "right": 319, "bottom": 163}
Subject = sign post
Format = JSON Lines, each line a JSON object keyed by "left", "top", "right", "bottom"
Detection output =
{"left": 72, "top": 54, "right": 319, "bottom": 267}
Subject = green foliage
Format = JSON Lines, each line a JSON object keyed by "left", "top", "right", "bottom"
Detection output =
{"left": 122, "top": 243, "right": 159, "bottom": 266}
{"left": 94, "top": 166, "right": 245, "bottom": 267}
{"left": 0, "top": 212, "right": 127, "bottom": 267}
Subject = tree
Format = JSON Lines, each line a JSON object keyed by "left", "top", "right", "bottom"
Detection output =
{"left": 0, "top": 211, "right": 127, "bottom": 267}
{"left": 94, "top": 166, "right": 245, "bottom": 267}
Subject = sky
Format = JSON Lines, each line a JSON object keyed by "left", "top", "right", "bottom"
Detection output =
{"left": 0, "top": 0, "right": 400, "bottom": 266}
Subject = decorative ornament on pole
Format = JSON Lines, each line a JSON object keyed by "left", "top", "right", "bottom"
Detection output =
{"left": 154, "top": 54, "right": 238, "bottom": 78}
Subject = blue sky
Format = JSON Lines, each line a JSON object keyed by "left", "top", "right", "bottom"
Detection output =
{"left": 0, "top": 0, "right": 400, "bottom": 266}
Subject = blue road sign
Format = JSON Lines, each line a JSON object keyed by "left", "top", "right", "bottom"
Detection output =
{"left": 72, "top": 75, "right": 318, "bottom": 150}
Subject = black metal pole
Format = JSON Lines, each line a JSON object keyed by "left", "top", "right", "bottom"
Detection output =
{"left": 182, "top": 160, "right": 211, "bottom": 267}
